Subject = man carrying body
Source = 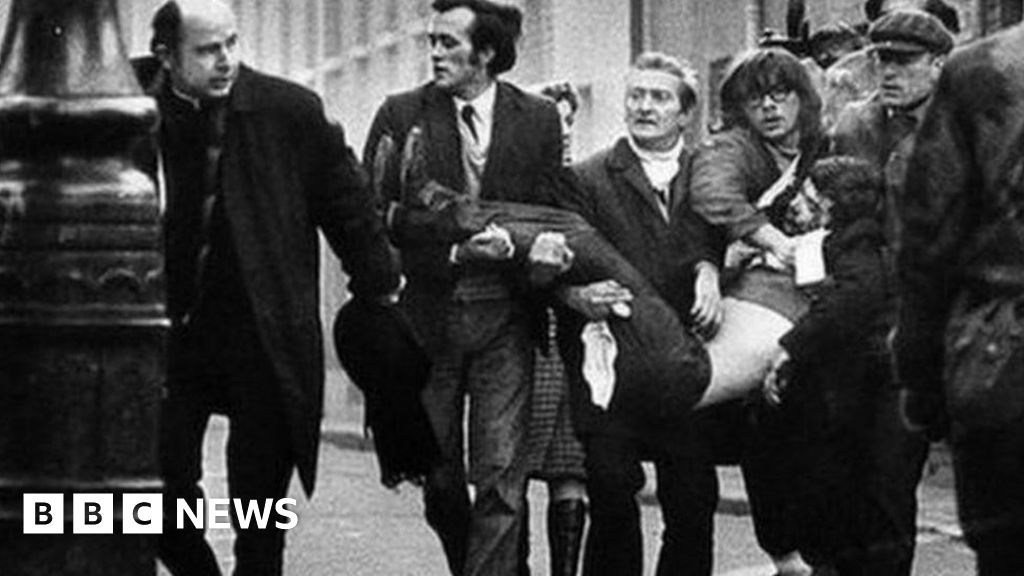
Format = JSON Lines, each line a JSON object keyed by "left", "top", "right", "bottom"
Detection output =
{"left": 556, "top": 52, "right": 722, "bottom": 576}
{"left": 363, "top": 1, "right": 563, "bottom": 574}
{"left": 137, "top": 2, "right": 399, "bottom": 574}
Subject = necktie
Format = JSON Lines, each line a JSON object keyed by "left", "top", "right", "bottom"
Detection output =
{"left": 460, "top": 104, "right": 478, "bottom": 142}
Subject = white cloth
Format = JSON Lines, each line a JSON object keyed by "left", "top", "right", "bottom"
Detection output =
{"left": 794, "top": 228, "right": 830, "bottom": 286}
{"left": 696, "top": 297, "right": 794, "bottom": 409}
{"left": 627, "top": 135, "right": 685, "bottom": 220}
{"left": 581, "top": 321, "right": 618, "bottom": 409}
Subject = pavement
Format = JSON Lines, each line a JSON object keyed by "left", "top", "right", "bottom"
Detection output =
{"left": 320, "top": 369, "right": 964, "bottom": 542}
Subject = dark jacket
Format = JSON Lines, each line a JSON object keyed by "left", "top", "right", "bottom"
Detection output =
{"left": 689, "top": 127, "right": 824, "bottom": 321}
{"left": 895, "top": 24, "right": 1024, "bottom": 403}
{"left": 781, "top": 218, "right": 893, "bottom": 417}
{"left": 563, "top": 137, "right": 722, "bottom": 313}
{"left": 363, "top": 81, "right": 562, "bottom": 355}
{"left": 689, "top": 127, "right": 781, "bottom": 242}
{"left": 830, "top": 93, "right": 923, "bottom": 248}
{"left": 555, "top": 137, "right": 720, "bottom": 432}
{"left": 138, "top": 60, "right": 399, "bottom": 495}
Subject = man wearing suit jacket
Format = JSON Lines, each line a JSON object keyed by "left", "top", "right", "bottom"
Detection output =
{"left": 362, "top": 1, "right": 562, "bottom": 575}
{"left": 555, "top": 52, "right": 723, "bottom": 576}
{"left": 139, "top": 2, "right": 399, "bottom": 575}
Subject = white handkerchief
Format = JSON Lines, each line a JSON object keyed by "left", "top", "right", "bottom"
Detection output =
{"left": 581, "top": 321, "right": 618, "bottom": 409}
{"left": 794, "top": 228, "right": 830, "bottom": 286}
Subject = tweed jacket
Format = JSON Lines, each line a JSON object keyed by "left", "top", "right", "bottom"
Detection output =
{"left": 895, "top": 24, "right": 1024, "bottom": 402}
{"left": 138, "top": 60, "right": 399, "bottom": 495}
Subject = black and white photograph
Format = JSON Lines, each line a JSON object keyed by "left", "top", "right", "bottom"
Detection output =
{"left": 0, "top": 0, "right": 1021, "bottom": 574}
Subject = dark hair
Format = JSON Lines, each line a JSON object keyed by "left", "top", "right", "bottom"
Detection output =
{"left": 632, "top": 51, "right": 700, "bottom": 113}
{"left": 432, "top": 0, "right": 522, "bottom": 76}
{"left": 810, "top": 155, "right": 882, "bottom": 224}
{"left": 150, "top": 1, "right": 183, "bottom": 55}
{"left": 719, "top": 48, "right": 824, "bottom": 149}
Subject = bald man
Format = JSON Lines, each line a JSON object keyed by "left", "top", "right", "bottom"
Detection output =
{"left": 136, "top": 2, "right": 399, "bottom": 574}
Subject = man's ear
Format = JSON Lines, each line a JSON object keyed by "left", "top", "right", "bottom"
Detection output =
{"left": 478, "top": 46, "right": 496, "bottom": 70}
{"left": 153, "top": 44, "right": 174, "bottom": 71}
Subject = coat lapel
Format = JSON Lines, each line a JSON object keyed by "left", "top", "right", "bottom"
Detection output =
{"left": 480, "top": 82, "right": 518, "bottom": 196}
{"left": 420, "top": 85, "right": 465, "bottom": 192}
{"left": 608, "top": 138, "right": 672, "bottom": 222}
{"left": 670, "top": 148, "right": 692, "bottom": 216}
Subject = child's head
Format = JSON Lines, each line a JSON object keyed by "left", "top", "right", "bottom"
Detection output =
{"left": 809, "top": 155, "right": 882, "bottom": 227}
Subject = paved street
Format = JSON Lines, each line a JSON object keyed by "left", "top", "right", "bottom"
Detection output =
{"left": 159, "top": 416, "right": 976, "bottom": 576}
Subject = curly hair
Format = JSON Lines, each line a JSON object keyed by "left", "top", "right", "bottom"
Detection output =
{"left": 719, "top": 48, "right": 824, "bottom": 150}
{"left": 810, "top": 155, "right": 883, "bottom": 225}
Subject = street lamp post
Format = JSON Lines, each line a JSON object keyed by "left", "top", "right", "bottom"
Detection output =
{"left": 0, "top": 0, "right": 165, "bottom": 574}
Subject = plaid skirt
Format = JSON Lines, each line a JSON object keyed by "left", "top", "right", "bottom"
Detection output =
{"left": 526, "top": 311, "right": 586, "bottom": 481}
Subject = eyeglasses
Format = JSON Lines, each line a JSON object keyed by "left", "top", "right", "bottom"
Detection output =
{"left": 744, "top": 88, "right": 795, "bottom": 108}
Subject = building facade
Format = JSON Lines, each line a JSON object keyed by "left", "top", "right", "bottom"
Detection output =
{"left": 0, "top": 0, "right": 1015, "bottom": 420}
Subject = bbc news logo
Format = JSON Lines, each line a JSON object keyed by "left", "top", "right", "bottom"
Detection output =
{"left": 23, "top": 494, "right": 298, "bottom": 534}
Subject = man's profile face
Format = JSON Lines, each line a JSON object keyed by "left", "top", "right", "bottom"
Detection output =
{"left": 427, "top": 7, "right": 491, "bottom": 97}
{"left": 623, "top": 69, "right": 690, "bottom": 152}
{"left": 875, "top": 49, "right": 942, "bottom": 109}
{"left": 162, "top": 3, "right": 240, "bottom": 100}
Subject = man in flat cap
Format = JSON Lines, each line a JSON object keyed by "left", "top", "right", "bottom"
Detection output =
{"left": 828, "top": 8, "right": 954, "bottom": 576}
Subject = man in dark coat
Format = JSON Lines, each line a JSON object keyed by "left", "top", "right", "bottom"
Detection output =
{"left": 139, "top": 2, "right": 399, "bottom": 574}
{"left": 896, "top": 22, "right": 1024, "bottom": 576}
{"left": 830, "top": 10, "right": 953, "bottom": 575}
{"left": 362, "top": 1, "right": 562, "bottom": 574}
{"left": 556, "top": 52, "right": 722, "bottom": 576}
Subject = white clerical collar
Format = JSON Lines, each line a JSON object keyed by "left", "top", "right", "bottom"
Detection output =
{"left": 627, "top": 134, "right": 685, "bottom": 164}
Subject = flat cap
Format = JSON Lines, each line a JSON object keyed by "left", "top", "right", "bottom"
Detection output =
{"left": 869, "top": 10, "right": 953, "bottom": 55}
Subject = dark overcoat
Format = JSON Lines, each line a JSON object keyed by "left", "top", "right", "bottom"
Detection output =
{"left": 140, "top": 61, "right": 399, "bottom": 495}
{"left": 556, "top": 137, "right": 721, "bottom": 432}
{"left": 895, "top": 24, "right": 1024, "bottom": 405}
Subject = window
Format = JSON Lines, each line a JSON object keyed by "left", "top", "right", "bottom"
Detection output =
{"left": 982, "top": 0, "right": 1023, "bottom": 34}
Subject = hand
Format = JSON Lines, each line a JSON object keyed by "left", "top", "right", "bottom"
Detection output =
{"left": 899, "top": 389, "right": 950, "bottom": 441}
{"left": 528, "top": 232, "right": 574, "bottom": 286}
{"left": 691, "top": 262, "right": 723, "bottom": 338}
{"left": 560, "top": 280, "right": 634, "bottom": 321}
{"left": 453, "top": 224, "right": 514, "bottom": 263}
{"left": 762, "top": 350, "right": 792, "bottom": 407}
{"left": 748, "top": 224, "right": 796, "bottom": 269}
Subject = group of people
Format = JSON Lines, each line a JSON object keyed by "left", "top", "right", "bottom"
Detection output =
{"left": 138, "top": 0, "right": 1024, "bottom": 575}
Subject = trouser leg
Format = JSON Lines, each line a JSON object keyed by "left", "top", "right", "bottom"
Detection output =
{"left": 952, "top": 417, "right": 1024, "bottom": 576}
{"left": 463, "top": 311, "right": 534, "bottom": 576}
{"left": 224, "top": 353, "right": 294, "bottom": 576}
{"left": 861, "top": 387, "right": 929, "bottom": 576}
{"left": 653, "top": 421, "right": 718, "bottom": 576}
{"left": 742, "top": 405, "right": 804, "bottom": 559}
{"left": 158, "top": 366, "right": 221, "bottom": 576}
{"left": 421, "top": 352, "right": 470, "bottom": 576}
{"left": 581, "top": 430, "right": 644, "bottom": 576}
